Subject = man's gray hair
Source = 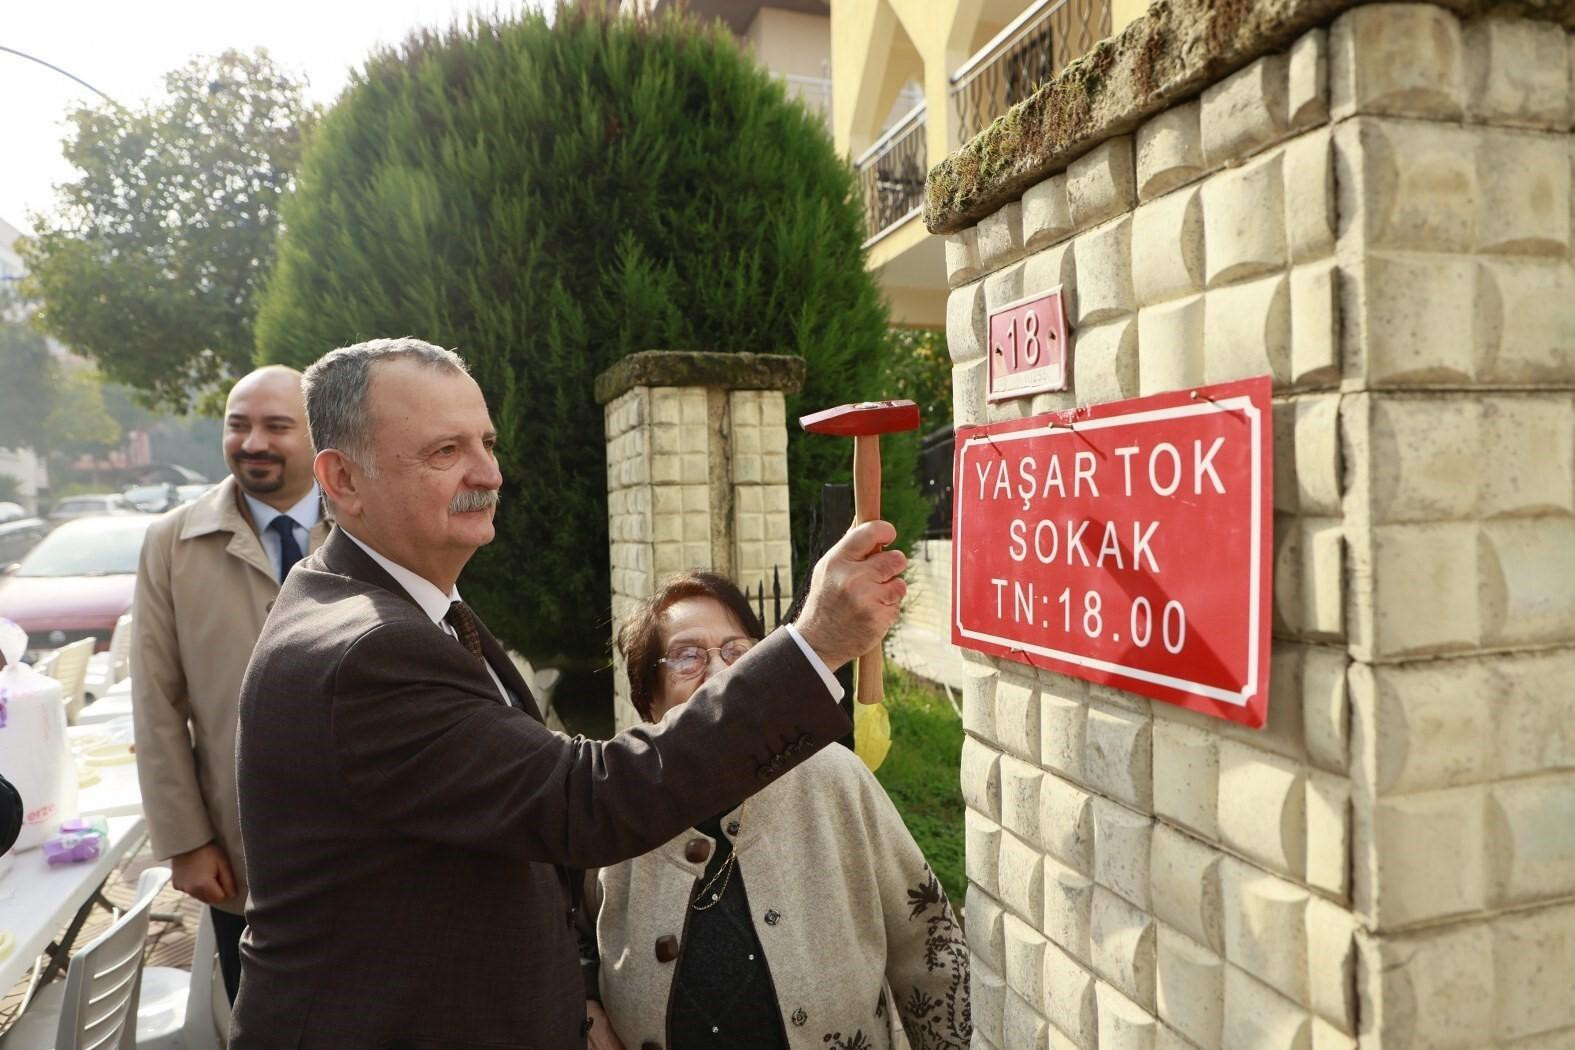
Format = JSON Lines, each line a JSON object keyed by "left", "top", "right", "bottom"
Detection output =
{"left": 302, "top": 337, "right": 470, "bottom": 475}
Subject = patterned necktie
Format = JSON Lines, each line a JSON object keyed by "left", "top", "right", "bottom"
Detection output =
{"left": 445, "top": 600, "right": 486, "bottom": 662}
{"left": 267, "top": 515, "right": 304, "bottom": 583}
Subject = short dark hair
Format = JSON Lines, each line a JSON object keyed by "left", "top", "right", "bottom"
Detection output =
{"left": 616, "top": 571, "right": 766, "bottom": 722}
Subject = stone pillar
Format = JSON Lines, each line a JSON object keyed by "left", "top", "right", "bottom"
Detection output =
{"left": 597, "top": 351, "right": 804, "bottom": 731}
{"left": 927, "top": 2, "right": 1575, "bottom": 1047}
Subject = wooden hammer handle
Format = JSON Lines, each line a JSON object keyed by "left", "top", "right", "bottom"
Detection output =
{"left": 852, "top": 434, "right": 884, "bottom": 705}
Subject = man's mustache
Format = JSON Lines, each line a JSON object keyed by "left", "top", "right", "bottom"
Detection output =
{"left": 449, "top": 488, "right": 500, "bottom": 514}
{"left": 233, "top": 452, "right": 285, "bottom": 466}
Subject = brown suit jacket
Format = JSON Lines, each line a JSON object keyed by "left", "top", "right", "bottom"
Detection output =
{"left": 232, "top": 528, "right": 850, "bottom": 1049}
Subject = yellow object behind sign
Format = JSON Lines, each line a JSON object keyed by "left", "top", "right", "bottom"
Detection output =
{"left": 854, "top": 699, "right": 891, "bottom": 771}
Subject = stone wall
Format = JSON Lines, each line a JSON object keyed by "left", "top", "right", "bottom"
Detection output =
{"left": 935, "top": 4, "right": 1574, "bottom": 1047}
{"left": 600, "top": 352, "right": 802, "bottom": 731}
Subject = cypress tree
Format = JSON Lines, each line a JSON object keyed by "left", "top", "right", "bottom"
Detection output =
{"left": 256, "top": 7, "right": 927, "bottom": 664}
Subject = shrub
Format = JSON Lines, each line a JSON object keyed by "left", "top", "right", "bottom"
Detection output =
{"left": 256, "top": 7, "right": 927, "bottom": 663}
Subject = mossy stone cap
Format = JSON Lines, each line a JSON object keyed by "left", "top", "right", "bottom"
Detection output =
{"left": 594, "top": 350, "right": 808, "bottom": 404}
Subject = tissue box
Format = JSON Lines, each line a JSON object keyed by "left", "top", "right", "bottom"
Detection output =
{"left": 43, "top": 828, "right": 106, "bottom": 866}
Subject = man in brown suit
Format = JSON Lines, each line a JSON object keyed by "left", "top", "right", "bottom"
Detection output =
{"left": 133, "top": 366, "right": 327, "bottom": 1001}
{"left": 234, "top": 338, "right": 905, "bottom": 1048}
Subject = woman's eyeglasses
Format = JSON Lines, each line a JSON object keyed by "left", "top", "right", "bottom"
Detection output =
{"left": 658, "top": 638, "right": 756, "bottom": 679}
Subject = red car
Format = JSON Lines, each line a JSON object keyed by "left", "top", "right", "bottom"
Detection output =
{"left": 0, "top": 515, "right": 153, "bottom": 660}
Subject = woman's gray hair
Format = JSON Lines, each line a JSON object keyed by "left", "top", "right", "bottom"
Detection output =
{"left": 302, "top": 337, "right": 470, "bottom": 475}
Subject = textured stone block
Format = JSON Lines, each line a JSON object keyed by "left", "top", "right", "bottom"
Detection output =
{"left": 1074, "top": 319, "right": 1139, "bottom": 407}
{"left": 1480, "top": 395, "right": 1575, "bottom": 517}
{"left": 961, "top": 667, "right": 998, "bottom": 744}
{"left": 966, "top": 809, "right": 1003, "bottom": 897}
{"left": 961, "top": 735, "right": 1003, "bottom": 820}
{"left": 1288, "top": 29, "right": 1330, "bottom": 128}
{"left": 1204, "top": 152, "right": 1287, "bottom": 287}
{"left": 1073, "top": 217, "right": 1135, "bottom": 326}
{"left": 972, "top": 960, "right": 1008, "bottom": 1047}
{"left": 1084, "top": 704, "right": 1153, "bottom": 812}
{"left": 1289, "top": 261, "right": 1339, "bottom": 387}
{"left": 1283, "top": 128, "right": 1335, "bottom": 262}
{"left": 1149, "top": 825, "right": 1224, "bottom": 953}
{"left": 1045, "top": 855, "right": 1096, "bottom": 964}
{"left": 1155, "top": 925, "right": 1223, "bottom": 1048}
{"left": 1133, "top": 187, "right": 1204, "bottom": 305}
{"left": 947, "top": 228, "right": 983, "bottom": 288}
{"left": 1345, "top": 118, "right": 1478, "bottom": 252}
{"left": 1204, "top": 274, "right": 1290, "bottom": 385}
{"left": 1004, "top": 991, "right": 1049, "bottom": 1049}
{"left": 1359, "top": 923, "right": 1493, "bottom": 1048}
{"left": 1291, "top": 395, "right": 1342, "bottom": 516}
{"left": 1305, "top": 897, "right": 1358, "bottom": 1033}
{"left": 984, "top": 260, "right": 1025, "bottom": 313}
{"left": 1152, "top": 719, "right": 1218, "bottom": 839}
{"left": 1492, "top": 902, "right": 1575, "bottom": 1040}
{"left": 1136, "top": 101, "right": 1205, "bottom": 202}
{"left": 1092, "top": 797, "right": 1153, "bottom": 911}
{"left": 1360, "top": 786, "right": 1488, "bottom": 928}
{"left": 995, "top": 675, "right": 1041, "bottom": 764}
{"left": 1364, "top": 395, "right": 1480, "bottom": 524}
{"left": 1043, "top": 940, "right": 1098, "bottom": 1049}
{"left": 977, "top": 201, "right": 1025, "bottom": 272}
{"left": 1097, "top": 982, "right": 1157, "bottom": 1050}
{"left": 1068, "top": 137, "right": 1137, "bottom": 232}
{"left": 1488, "top": 774, "right": 1575, "bottom": 906}
{"left": 1305, "top": 769, "right": 1351, "bottom": 899}
{"left": 1023, "top": 239, "right": 1077, "bottom": 315}
{"left": 1202, "top": 53, "right": 1292, "bottom": 164}
{"left": 1494, "top": 648, "right": 1575, "bottom": 779}
{"left": 999, "top": 829, "right": 1045, "bottom": 926}
{"left": 1041, "top": 771, "right": 1096, "bottom": 876}
{"left": 967, "top": 884, "right": 1007, "bottom": 974}
{"left": 1005, "top": 914, "right": 1049, "bottom": 1009}
{"left": 1222, "top": 858, "right": 1311, "bottom": 1006}
{"left": 1218, "top": 741, "right": 1307, "bottom": 879}
{"left": 1477, "top": 129, "right": 1570, "bottom": 256}
{"left": 1329, "top": 4, "right": 1465, "bottom": 120}
{"left": 1041, "top": 689, "right": 1088, "bottom": 783}
{"left": 1273, "top": 516, "right": 1345, "bottom": 641}
{"left": 1137, "top": 296, "right": 1205, "bottom": 397}
{"left": 1349, "top": 660, "right": 1492, "bottom": 797}
{"left": 1478, "top": 258, "right": 1575, "bottom": 384}
{"left": 1024, "top": 173, "right": 1074, "bottom": 251}
{"left": 954, "top": 359, "right": 987, "bottom": 440}
{"left": 1464, "top": 17, "right": 1570, "bottom": 129}
{"left": 1223, "top": 966, "right": 1311, "bottom": 1050}
{"left": 1092, "top": 886, "right": 1158, "bottom": 1011}
{"left": 1479, "top": 518, "right": 1575, "bottom": 646}
{"left": 1364, "top": 522, "right": 1480, "bottom": 658}
{"left": 947, "top": 280, "right": 987, "bottom": 366}
{"left": 999, "top": 754, "right": 1045, "bottom": 847}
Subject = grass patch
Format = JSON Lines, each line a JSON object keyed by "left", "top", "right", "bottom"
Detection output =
{"left": 874, "top": 666, "right": 966, "bottom": 905}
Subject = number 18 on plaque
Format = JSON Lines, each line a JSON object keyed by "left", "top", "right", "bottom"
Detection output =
{"left": 988, "top": 288, "right": 1069, "bottom": 402}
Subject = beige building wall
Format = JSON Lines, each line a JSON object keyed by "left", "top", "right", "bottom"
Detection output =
{"left": 745, "top": 7, "right": 830, "bottom": 79}
{"left": 932, "top": 1, "right": 1575, "bottom": 1046}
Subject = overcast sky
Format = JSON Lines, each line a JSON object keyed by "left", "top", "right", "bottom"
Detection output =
{"left": 2, "top": 0, "right": 548, "bottom": 236}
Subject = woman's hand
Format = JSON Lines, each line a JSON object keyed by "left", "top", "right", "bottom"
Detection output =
{"left": 584, "top": 1000, "right": 627, "bottom": 1050}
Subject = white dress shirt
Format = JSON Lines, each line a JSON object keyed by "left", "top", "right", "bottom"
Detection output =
{"left": 244, "top": 484, "right": 323, "bottom": 581}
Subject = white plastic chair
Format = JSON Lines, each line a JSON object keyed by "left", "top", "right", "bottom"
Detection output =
{"left": 134, "top": 907, "right": 229, "bottom": 1050}
{"left": 106, "top": 616, "right": 133, "bottom": 688}
{"left": 42, "top": 639, "right": 96, "bottom": 725}
{"left": 0, "top": 866, "right": 171, "bottom": 1050}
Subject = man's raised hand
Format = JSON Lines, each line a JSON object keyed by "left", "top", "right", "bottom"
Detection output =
{"left": 794, "top": 520, "right": 907, "bottom": 673}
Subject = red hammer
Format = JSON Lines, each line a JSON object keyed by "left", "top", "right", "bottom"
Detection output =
{"left": 799, "top": 399, "right": 921, "bottom": 705}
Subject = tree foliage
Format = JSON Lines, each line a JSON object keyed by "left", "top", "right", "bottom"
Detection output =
{"left": 255, "top": 8, "right": 927, "bottom": 664}
{"left": 19, "top": 50, "right": 315, "bottom": 412}
{"left": 0, "top": 290, "right": 122, "bottom": 459}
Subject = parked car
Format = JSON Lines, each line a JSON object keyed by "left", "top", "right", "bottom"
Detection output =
{"left": 175, "top": 483, "right": 214, "bottom": 505}
{"left": 48, "top": 493, "right": 135, "bottom": 526}
{"left": 0, "top": 518, "right": 48, "bottom": 569}
{"left": 122, "top": 482, "right": 180, "bottom": 514}
{"left": 0, "top": 502, "right": 27, "bottom": 524}
{"left": 0, "top": 515, "right": 153, "bottom": 660}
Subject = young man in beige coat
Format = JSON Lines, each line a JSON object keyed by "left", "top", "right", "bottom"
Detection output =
{"left": 131, "top": 365, "right": 328, "bottom": 1001}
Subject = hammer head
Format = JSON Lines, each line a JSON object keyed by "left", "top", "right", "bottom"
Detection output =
{"left": 798, "top": 399, "right": 920, "bottom": 437}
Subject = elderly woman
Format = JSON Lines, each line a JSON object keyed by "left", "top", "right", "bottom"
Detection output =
{"left": 589, "top": 570, "right": 969, "bottom": 1050}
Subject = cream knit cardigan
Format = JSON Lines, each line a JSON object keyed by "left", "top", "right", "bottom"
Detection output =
{"left": 595, "top": 743, "right": 970, "bottom": 1050}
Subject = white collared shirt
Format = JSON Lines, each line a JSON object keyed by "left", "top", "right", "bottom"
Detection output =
{"left": 341, "top": 530, "right": 514, "bottom": 706}
{"left": 244, "top": 484, "right": 323, "bottom": 582}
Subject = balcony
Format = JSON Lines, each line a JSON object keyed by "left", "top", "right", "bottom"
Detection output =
{"left": 950, "top": 0, "right": 1112, "bottom": 146}
{"left": 854, "top": 103, "right": 927, "bottom": 244}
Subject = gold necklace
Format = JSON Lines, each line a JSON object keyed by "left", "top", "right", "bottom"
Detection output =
{"left": 690, "top": 805, "right": 744, "bottom": 911}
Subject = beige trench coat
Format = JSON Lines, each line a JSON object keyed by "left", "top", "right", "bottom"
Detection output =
{"left": 596, "top": 744, "right": 971, "bottom": 1050}
{"left": 131, "top": 477, "right": 328, "bottom": 913}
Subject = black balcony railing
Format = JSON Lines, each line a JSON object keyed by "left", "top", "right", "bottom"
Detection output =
{"left": 854, "top": 104, "right": 928, "bottom": 242}
{"left": 951, "top": 0, "right": 1113, "bottom": 146}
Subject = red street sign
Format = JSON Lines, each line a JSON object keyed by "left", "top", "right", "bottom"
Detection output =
{"left": 951, "top": 377, "right": 1274, "bottom": 727}
{"left": 989, "top": 289, "right": 1069, "bottom": 401}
